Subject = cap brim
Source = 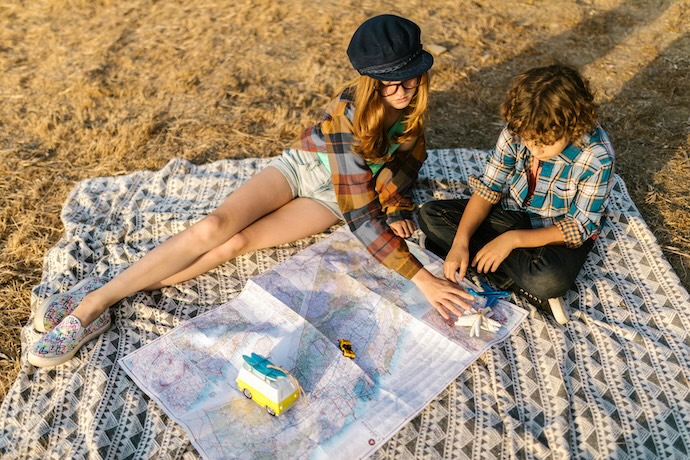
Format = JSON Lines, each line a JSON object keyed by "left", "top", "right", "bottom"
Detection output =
{"left": 367, "top": 50, "right": 434, "bottom": 81}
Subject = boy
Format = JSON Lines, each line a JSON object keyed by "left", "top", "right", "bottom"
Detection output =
{"left": 419, "top": 65, "right": 615, "bottom": 324}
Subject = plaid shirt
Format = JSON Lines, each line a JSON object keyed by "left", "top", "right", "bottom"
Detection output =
{"left": 292, "top": 89, "right": 426, "bottom": 279}
{"left": 469, "top": 125, "right": 615, "bottom": 248}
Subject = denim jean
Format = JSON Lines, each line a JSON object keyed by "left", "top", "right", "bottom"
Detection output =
{"left": 418, "top": 199, "right": 594, "bottom": 301}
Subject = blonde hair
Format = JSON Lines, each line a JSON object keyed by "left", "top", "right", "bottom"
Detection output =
{"left": 342, "top": 72, "right": 429, "bottom": 162}
{"left": 500, "top": 65, "right": 597, "bottom": 147}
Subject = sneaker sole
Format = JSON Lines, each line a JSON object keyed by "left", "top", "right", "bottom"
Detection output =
{"left": 34, "top": 277, "right": 102, "bottom": 333}
{"left": 28, "top": 318, "right": 111, "bottom": 368}
{"left": 548, "top": 298, "right": 569, "bottom": 325}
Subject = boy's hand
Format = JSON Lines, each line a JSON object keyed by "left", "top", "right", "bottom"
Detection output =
{"left": 473, "top": 232, "right": 516, "bottom": 273}
{"left": 444, "top": 243, "right": 470, "bottom": 282}
{"left": 389, "top": 219, "right": 416, "bottom": 238}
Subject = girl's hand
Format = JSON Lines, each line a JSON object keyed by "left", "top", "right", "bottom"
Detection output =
{"left": 411, "top": 269, "right": 475, "bottom": 320}
{"left": 389, "top": 219, "right": 416, "bottom": 238}
{"left": 444, "top": 242, "right": 470, "bottom": 282}
{"left": 473, "top": 232, "right": 516, "bottom": 273}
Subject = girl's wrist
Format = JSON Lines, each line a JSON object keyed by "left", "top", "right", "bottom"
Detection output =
{"left": 411, "top": 268, "right": 432, "bottom": 284}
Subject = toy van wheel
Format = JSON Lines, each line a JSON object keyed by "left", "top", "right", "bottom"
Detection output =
{"left": 266, "top": 406, "right": 276, "bottom": 416}
{"left": 242, "top": 389, "right": 252, "bottom": 399}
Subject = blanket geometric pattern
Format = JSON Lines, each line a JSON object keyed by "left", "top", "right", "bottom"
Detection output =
{"left": 1, "top": 150, "right": 689, "bottom": 459}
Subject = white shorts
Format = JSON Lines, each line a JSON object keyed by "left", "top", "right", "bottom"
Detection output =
{"left": 269, "top": 149, "right": 343, "bottom": 220}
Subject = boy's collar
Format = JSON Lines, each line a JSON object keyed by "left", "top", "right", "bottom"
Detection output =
{"left": 558, "top": 142, "right": 582, "bottom": 163}
{"left": 519, "top": 141, "right": 581, "bottom": 163}
{"left": 555, "top": 128, "right": 599, "bottom": 163}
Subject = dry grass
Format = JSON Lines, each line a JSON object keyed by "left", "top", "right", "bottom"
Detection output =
{"left": 1, "top": 0, "right": 688, "bottom": 400}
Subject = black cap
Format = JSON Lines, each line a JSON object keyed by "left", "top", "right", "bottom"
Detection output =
{"left": 347, "top": 14, "right": 434, "bottom": 81}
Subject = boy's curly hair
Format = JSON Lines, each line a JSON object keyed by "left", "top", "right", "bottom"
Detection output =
{"left": 500, "top": 65, "right": 598, "bottom": 146}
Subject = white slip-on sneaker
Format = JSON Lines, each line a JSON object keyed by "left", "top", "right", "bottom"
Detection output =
{"left": 28, "top": 312, "right": 111, "bottom": 367}
{"left": 547, "top": 297, "right": 570, "bottom": 325}
{"left": 34, "top": 277, "right": 107, "bottom": 332}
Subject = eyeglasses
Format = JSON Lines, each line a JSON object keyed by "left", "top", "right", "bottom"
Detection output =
{"left": 377, "top": 76, "right": 422, "bottom": 97}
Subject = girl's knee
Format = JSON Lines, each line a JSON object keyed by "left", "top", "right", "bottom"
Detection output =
{"left": 190, "top": 214, "right": 229, "bottom": 246}
{"left": 216, "top": 232, "right": 251, "bottom": 261}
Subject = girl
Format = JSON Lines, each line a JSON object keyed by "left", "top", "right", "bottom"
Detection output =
{"left": 29, "top": 14, "right": 473, "bottom": 368}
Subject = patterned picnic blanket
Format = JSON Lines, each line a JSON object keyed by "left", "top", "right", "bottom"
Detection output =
{"left": 1, "top": 149, "right": 688, "bottom": 459}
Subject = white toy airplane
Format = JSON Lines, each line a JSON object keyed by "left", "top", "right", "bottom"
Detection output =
{"left": 455, "top": 306, "right": 502, "bottom": 337}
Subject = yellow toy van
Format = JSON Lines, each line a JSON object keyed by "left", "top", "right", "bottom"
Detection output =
{"left": 236, "top": 353, "right": 300, "bottom": 416}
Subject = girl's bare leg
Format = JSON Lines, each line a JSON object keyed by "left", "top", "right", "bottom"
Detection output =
{"left": 147, "top": 197, "right": 340, "bottom": 288}
{"left": 71, "top": 166, "right": 296, "bottom": 325}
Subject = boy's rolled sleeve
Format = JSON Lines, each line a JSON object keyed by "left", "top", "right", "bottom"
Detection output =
{"left": 468, "top": 176, "right": 502, "bottom": 204}
{"left": 555, "top": 218, "right": 585, "bottom": 247}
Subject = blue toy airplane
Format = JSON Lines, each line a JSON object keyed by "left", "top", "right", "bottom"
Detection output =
{"left": 466, "top": 277, "right": 511, "bottom": 308}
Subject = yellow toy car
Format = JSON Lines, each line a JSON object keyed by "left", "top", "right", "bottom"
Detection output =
{"left": 236, "top": 353, "right": 300, "bottom": 416}
{"left": 339, "top": 339, "right": 355, "bottom": 359}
